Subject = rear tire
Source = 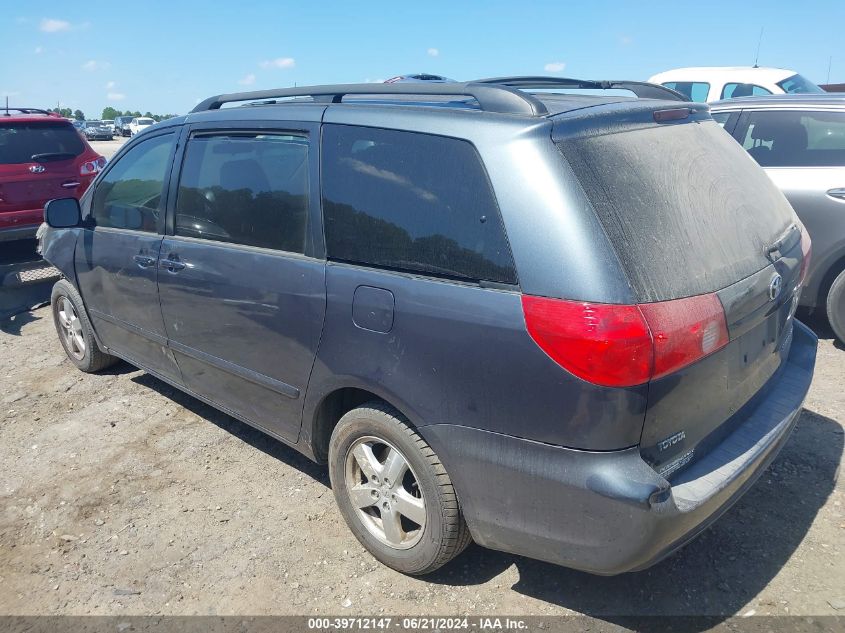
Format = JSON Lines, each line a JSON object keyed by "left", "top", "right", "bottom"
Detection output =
{"left": 328, "top": 402, "right": 472, "bottom": 575}
{"left": 826, "top": 268, "right": 845, "bottom": 344}
{"left": 51, "top": 279, "right": 118, "bottom": 373}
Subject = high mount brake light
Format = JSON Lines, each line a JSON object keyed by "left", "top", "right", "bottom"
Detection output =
{"left": 653, "top": 108, "right": 690, "bottom": 122}
{"left": 522, "top": 293, "right": 729, "bottom": 387}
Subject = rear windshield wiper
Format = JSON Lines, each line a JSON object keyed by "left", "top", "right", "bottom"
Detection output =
{"left": 31, "top": 152, "right": 76, "bottom": 162}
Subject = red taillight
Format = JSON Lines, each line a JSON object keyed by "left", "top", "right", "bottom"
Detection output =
{"left": 638, "top": 293, "right": 729, "bottom": 381}
{"left": 521, "top": 293, "right": 729, "bottom": 387}
{"left": 521, "top": 296, "right": 653, "bottom": 387}
{"left": 80, "top": 155, "right": 106, "bottom": 176}
{"left": 799, "top": 227, "right": 812, "bottom": 286}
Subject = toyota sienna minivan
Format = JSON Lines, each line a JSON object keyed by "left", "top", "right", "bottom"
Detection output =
{"left": 40, "top": 78, "right": 817, "bottom": 576}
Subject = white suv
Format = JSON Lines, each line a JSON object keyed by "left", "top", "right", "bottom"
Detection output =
{"left": 648, "top": 67, "right": 824, "bottom": 102}
{"left": 128, "top": 117, "right": 155, "bottom": 136}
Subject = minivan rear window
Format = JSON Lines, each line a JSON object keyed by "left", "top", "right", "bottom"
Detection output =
{"left": 557, "top": 120, "right": 795, "bottom": 301}
{"left": 321, "top": 125, "right": 517, "bottom": 284}
{"left": 0, "top": 122, "right": 85, "bottom": 164}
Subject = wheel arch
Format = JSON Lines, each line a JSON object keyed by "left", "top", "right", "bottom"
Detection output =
{"left": 807, "top": 245, "right": 845, "bottom": 310}
{"left": 303, "top": 382, "right": 422, "bottom": 464}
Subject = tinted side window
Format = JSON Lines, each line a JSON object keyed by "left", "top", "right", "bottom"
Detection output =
{"left": 739, "top": 110, "right": 845, "bottom": 167}
{"left": 661, "top": 82, "right": 709, "bottom": 102}
{"left": 711, "top": 112, "right": 731, "bottom": 127}
{"left": 91, "top": 133, "right": 175, "bottom": 232}
{"left": 721, "top": 83, "right": 772, "bottom": 99}
{"left": 321, "top": 125, "right": 516, "bottom": 284}
{"left": 175, "top": 133, "right": 309, "bottom": 253}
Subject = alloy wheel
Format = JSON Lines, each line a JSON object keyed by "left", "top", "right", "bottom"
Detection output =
{"left": 57, "top": 296, "right": 86, "bottom": 360}
{"left": 344, "top": 436, "right": 426, "bottom": 550}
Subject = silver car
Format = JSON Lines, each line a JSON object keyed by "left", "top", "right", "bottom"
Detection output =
{"left": 711, "top": 94, "right": 845, "bottom": 342}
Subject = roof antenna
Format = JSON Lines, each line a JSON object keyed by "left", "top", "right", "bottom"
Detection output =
{"left": 753, "top": 27, "right": 764, "bottom": 68}
{"left": 827, "top": 56, "right": 832, "bottom": 84}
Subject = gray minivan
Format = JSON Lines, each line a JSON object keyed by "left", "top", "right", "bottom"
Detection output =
{"left": 40, "top": 78, "right": 816, "bottom": 576}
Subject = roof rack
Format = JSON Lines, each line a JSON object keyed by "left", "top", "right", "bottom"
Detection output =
{"left": 191, "top": 82, "right": 548, "bottom": 116}
{"left": 473, "top": 77, "right": 690, "bottom": 102}
{"left": 1, "top": 107, "right": 62, "bottom": 117}
{"left": 190, "top": 76, "right": 689, "bottom": 117}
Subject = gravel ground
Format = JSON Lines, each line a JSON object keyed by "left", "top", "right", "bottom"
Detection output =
{"left": 0, "top": 298, "right": 843, "bottom": 618}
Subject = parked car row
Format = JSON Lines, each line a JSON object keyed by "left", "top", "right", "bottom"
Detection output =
{"left": 64, "top": 116, "right": 158, "bottom": 140}
{"left": 37, "top": 76, "right": 821, "bottom": 578}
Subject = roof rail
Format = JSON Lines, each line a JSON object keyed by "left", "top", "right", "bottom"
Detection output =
{"left": 473, "top": 76, "right": 690, "bottom": 102}
{"left": 191, "top": 82, "right": 549, "bottom": 116}
{"left": 1, "top": 107, "right": 62, "bottom": 117}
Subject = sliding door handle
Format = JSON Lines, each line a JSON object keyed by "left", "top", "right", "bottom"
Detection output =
{"left": 133, "top": 255, "right": 156, "bottom": 268}
{"left": 160, "top": 257, "right": 186, "bottom": 273}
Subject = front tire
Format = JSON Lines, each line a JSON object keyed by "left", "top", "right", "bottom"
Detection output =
{"left": 826, "top": 268, "right": 845, "bottom": 343}
{"left": 328, "top": 402, "right": 472, "bottom": 575}
{"left": 51, "top": 279, "right": 118, "bottom": 373}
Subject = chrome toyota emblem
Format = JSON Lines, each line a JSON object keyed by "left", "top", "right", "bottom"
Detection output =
{"left": 29, "top": 165, "right": 46, "bottom": 173}
{"left": 768, "top": 273, "right": 783, "bottom": 301}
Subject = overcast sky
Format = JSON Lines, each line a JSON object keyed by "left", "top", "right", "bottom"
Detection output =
{"left": 2, "top": 0, "right": 843, "bottom": 118}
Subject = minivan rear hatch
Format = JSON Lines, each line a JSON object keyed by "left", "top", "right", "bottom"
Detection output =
{"left": 553, "top": 103, "right": 804, "bottom": 477}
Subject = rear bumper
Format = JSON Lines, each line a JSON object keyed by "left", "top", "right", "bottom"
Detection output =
{"left": 421, "top": 320, "right": 817, "bottom": 575}
{"left": 0, "top": 225, "right": 39, "bottom": 242}
{"left": 1, "top": 208, "right": 44, "bottom": 242}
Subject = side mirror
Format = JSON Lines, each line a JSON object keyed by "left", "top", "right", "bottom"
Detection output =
{"left": 44, "top": 198, "right": 82, "bottom": 228}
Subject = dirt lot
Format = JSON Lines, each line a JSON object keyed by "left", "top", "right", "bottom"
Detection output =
{"left": 91, "top": 137, "right": 128, "bottom": 160}
{"left": 0, "top": 296, "right": 843, "bottom": 618}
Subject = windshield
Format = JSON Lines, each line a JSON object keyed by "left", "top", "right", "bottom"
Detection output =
{"left": 137, "top": 119, "right": 154, "bottom": 125}
{"left": 0, "top": 122, "right": 85, "bottom": 164}
{"left": 777, "top": 74, "right": 824, "bottom": 94}
{"left": 86, "top": 121, "right": 103, "bottom": 127}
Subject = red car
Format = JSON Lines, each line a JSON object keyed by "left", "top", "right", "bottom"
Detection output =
{"left": 1, "top": 108, "right": 105, "bottom": 243}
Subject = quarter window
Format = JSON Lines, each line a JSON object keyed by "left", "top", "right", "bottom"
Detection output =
{"left": 321, "top": 125, "right": 517, "bottom": 284}
{"left": 91, "top": 132, "right": 175, "bottom": 232}
{"left": 175, "top": 133, "right": 309, "bottom": 253}
{"left": 720, "top": 83, "right": 772, "bottom": 99}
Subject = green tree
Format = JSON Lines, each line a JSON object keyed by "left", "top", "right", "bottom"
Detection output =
{"left": 49, "top": 107, "right": 73, "bottom": 118}
{"left": 101, "top": 106, "right": 121, "bottom": 120}
{"left": 73, "top": 109, "right": 85, "bottom": 121}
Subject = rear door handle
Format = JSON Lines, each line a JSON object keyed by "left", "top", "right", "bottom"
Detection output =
{"left": 133, "top": 255, "right": 156, "bottom": 268}
{"left": 160, "top": 257, "right": 186, "bottom": 273}
{"left": 827, "top": 188, "right": 845, "bottom": 201}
